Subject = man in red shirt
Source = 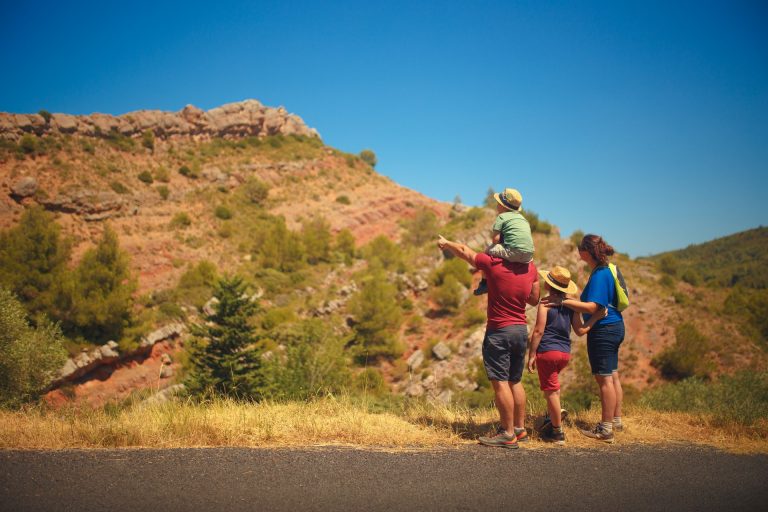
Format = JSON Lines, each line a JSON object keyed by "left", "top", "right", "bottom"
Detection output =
{"left": 438, "top": 235, "right": 539, "bottom": 449}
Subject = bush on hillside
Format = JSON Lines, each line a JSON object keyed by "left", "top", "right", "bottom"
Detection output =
{"left": 402, "top": 209, "right": 440, "bottom": 247}
{"left": 214, "top": 205, "right": 232, "bottom": 220}
{"left": 348, "top": 267, "right": 403, "bottom": 358}
{"left": 54, "top": 226, "right": 135, "bottom": 342}
{"left": 261, "top": 319, "right": 351, "bottom": 399}
{"left": 652, "top": 323, "right": 714, "bottom": 380}
{"left": 185, "top": 276, "right": 264, "bottom": 399}
{"left": 524, "top": 209, "right": 553, "bottom": 235}
{"left": 431, "top": 275, "right": 465, "bottom": 313}
{"left": 359, "top": 149, "right": 377, "bottom": 168}
{"left": 334, "top": 229, "right": 357, "bottom": 264}
{"left": 335, "top": 195, "right": 351, "bottom": 205}
{"left": 176, "top": 260, "right": 218, "bottom": 309}
{"left": 723, "top": 287, "right": 768, "bottom": 348}
{"left": 361, "top": 235, "right": 404, "bottom": 272}
{"left": 157, "top": 185, "right": 170, "bottom": 200}
{"left": 301, "top": 217, "right": 332, "bottom": 264}
{"left": 432, "top": 258, "right": 472, "bottom": 288}
{"left": 38, "top": 110, "right": 52, "bottom": 123}
{"left": 0, "top": 207, "right": 71, "bottom": 317}
{"left": 253, "top": 217, "right": 306, "bottom": 272}
{"left": 0, "top": 288, "right": 67, "bottom": 408}
{"left": 110, "top": 181, "right": 130, "bottom": 194}
{"left": 170, "top": 212, "right": 192, "bottom": 229}
{"left": 137, "top": 171, "right": 153, "bottom": 184}
{"left": 242, "top": 177, "right": 269, "bottom": 206}
{"left": 141, "top": 129, "right": 155, "bottom": 151}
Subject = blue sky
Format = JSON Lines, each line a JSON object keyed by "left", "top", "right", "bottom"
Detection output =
{"left": 1, "top": 0, "right": 766, "bottom": 256}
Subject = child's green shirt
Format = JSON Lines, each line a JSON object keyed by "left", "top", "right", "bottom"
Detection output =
{"left": 492, "top": 211, "right": 534, "bottom": 254}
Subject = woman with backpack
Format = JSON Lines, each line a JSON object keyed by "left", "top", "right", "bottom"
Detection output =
{"left": 542, "top": 234, "right": 627, "bottom": 443}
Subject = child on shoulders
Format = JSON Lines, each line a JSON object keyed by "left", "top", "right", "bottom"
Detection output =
{"left": 474, "top": 188, "right": 535, "bottom": 295}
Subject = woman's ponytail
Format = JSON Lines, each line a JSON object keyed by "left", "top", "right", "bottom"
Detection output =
{"left": 578, "top": 234, "right": 614, "bottom": 265}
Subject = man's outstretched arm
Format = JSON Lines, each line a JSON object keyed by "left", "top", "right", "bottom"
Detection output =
{"left": 437, "top": 235, "right": 478, "bottom": 266}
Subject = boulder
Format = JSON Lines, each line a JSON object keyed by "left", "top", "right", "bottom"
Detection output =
{"left": 202, "top": 297, "right": 219, "bottom": 317}
{"left": 407, "top": 350, "right": 424, "bottom": 370}
{"left": 431, "top": 342, "right": 452, "bottom": 360}
{"left": 139, "top": 322, "right": 184, "bottom": 351}
{"left": 10, "top": 176, "right": 37, "bottom": 198}
{"left": 55, "top": 341, "right": 121, "bottom": 384}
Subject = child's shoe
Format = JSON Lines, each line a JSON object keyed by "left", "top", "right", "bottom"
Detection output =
{"left": 473, "top": 279, "right": 488, "bottom": 296}
{"left": 540, "top": 424, "right": 566, "bottom": 445}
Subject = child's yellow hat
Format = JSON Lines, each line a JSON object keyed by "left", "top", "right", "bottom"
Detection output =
{"left": 494, "top": 188, "right": 522, "bottom": 210}
{"left": 538, "top": 266, "right": 578, "bottom": 294}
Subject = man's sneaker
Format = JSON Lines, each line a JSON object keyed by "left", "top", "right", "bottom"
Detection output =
{"left": 473, "top": 279, "right": 488, "bottom": 296}
{"left": 478, "top": 428, "right": 519, "bottom": 449}
{"left": 537, "top": 409, "right": 569, "bottom": 432}
{"left": 515, "top": 428, "right": 530, "bottom": 443}
{"left": 540, "top": 424, "right": 566, "bottom": 445}
{"left": 579, "top": 423, "right": 615, "bottom": 444}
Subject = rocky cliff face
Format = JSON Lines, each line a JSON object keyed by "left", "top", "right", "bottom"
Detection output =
{"left": 0, "top": 99, "right": 319, "bottom": 140}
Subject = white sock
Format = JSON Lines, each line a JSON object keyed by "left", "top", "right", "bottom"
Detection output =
{"left": 601, "top": 421, "right": 613, "bottom": 432}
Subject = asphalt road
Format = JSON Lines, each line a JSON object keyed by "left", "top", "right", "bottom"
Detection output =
{"left": 1, "top": 445, "right": 766, "bottom": 512}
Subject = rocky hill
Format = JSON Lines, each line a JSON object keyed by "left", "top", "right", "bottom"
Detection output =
{"left": 1, "top": 100, "right": 764, "bottom": 409}
{"left": 0, "top": 100, "right": 318, "bottom": 141}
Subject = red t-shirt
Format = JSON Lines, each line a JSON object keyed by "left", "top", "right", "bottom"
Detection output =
{"left": 474, "top": 253, "right": 538, "bottom": 330}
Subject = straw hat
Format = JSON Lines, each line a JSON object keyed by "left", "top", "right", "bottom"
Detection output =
{"left": 538, "top": 266, "right": 578, "bottom": 294}
{"left": 494, "top": 188, "right": 523, "bottom": 210}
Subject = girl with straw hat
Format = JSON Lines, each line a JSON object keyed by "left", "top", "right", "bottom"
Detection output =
{"left": 527, "top": 265, "right": 606, "bottom": 444}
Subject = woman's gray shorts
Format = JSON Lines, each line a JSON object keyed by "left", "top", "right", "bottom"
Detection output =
{"left": 482, "top": 325, "right": 528, "bottom": 382}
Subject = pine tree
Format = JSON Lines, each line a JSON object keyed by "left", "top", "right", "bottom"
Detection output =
{"left": 348, "top": 266, "right": 402, "bottom": 358}
{"left": 58, "top": 225, "right": 134, "bottom": 342}
{"left": 185, "top": 275, "right": 264, "bottom": 399}
{"left": 0, "top": 206, "right": 70, "bottom": 317}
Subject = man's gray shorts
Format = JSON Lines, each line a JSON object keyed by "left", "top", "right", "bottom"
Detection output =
{"left": 482, "top": 325, "right": 528, "bottom": 382}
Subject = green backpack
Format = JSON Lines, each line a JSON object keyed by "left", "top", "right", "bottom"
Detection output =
{"left": 608, "top": 263, "right": 630, "bottom": 312}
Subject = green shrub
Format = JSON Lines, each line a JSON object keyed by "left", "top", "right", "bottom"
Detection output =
{"left": 157, "top": 185, "right": 170, "bottom": 200}
{"left": 80, "top": 139, "right": 95, "bottom": 154}
{"left": 402, "top": 209, "right": 440, "bottom": 247}
{"left": 141, "top": 129, "right": 155, "bottom": 151}
{"left": 354, "top": 367, "right": 388, "bottom": 395}
{"left": 658, "top": 255, "right": 679, "bottom": 276}
{"left": 176, "top": 261, "right": 218, "bottom": 308}
{"left": 137, "top": 171, "right": 153, "bottom": 184}
{"left": 214, "top": 205, "right": 233, "bottom": 220}
{"left": 640, "top": 371, "right": 768, "bottom": 426}
{"left": 0, "top": 288, "right": 67, "bottom": 408}
{"left": 525, "top": 209, "right": 553, "bottom": 235}
{"left": 260, "top": 307, "right": 296, "bottom": 330}
{"left": 261, "top": 320, "right": 352, "bottom": 399}
{"left": 335, "top": 195, "right": 351, "bottom": 205}
{"left": 570, "top": 230, "right": 584, "bottom": 247}
{"left": 335, "top": 229, "right": 357, "bottom": 264}
{"left": 178, "top": 165, "right": 198, "bottom": 179}
{"left": 344, "top": 154, "right": 356, "bottom": 168}
{"left": 38, "top": 110, "right": 52, "bottom": 123}
{"left": 724, "top": 287, "right": 768, "bottom": 348}
{"left": 110, "top": 181, "right": 130, "bottom": 194}
{"left": 359, "top": 149, "right": 377, "bottom": 168}
{"left": 154, "top": 166, "right": 170, "bottom": 183}
{"left": 103, "top": 129, "right": 136, "bottom": 152}
{"left": 432, "top": 258, "right": 472, "bottom": 288}
{"left": 0, "top": 207, "right": 71, "bottom": 317}
{"left": 55, "top": 226, "right": 135, "bottom": 342}
{"left": 461, "top": 308, "right": 486, "bottom": 327}
{"left": 242, "top": 177, "right": 269, "bottom": 205}
{"left": 348, "top": 267, "right": 403, "bottom": 358}
{"left": 19, "top": 135, "right": 40, "bottom": 156}
{"left": 431, "top": 275, "right": 464, "bottom": 313}
{"left": 362, "top": 235, "right": 404, "bottom": 272}
{"left": 652, "top": 323, "right": 714, "bottom": 380}
{"left": 252, "top": 217, "right": 306, "bottom": 272}
{"left": 170, "top": 212, "right": 192, "bottom": 229}
{"left": 301, "top": 217, "right": 332, "bottom": 264}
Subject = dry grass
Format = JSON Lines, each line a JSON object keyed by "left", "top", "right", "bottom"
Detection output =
{"left": 1, "top": 398, "right": 766, "bottom": 453}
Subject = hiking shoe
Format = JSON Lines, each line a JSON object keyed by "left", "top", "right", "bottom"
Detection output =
{"left": 515, "top": 429, "right": 530, "bottom": 443}
{"left": 579, "top": 424, "right": 615, "bottom": 444}
{"left": 540, "top": 424, "right": 566, "bottom": 445}
{"left": 473, "top": 279, "right": 488, "bottom": 296}
{"left": 537, "top": 409, "right": 569, "bottom": 432}
{"left": 478, "top": 429, "right": 519, "bottom": 449}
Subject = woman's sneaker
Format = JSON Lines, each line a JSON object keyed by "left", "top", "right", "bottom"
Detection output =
{"left": 579, "top": 423, "right": 615, "bottom": 443}
{"left": 478, "top": 428, "right": 519, "bottom": 449}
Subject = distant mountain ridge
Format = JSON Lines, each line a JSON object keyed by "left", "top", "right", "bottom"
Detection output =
{"left": 0, "top": 99, "right": 319, "bottom": 141}
{"left": 645, "top": 226, "right": 768, "bottom": 289}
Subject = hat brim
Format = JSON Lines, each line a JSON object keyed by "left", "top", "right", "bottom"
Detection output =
{"left": 493, "top": 193, "right": 516, "bottom": 211}
{"left": 538, "top": 269, "right": 578, "bottom": 295}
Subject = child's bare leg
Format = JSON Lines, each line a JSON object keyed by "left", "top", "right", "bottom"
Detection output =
{"left": 544, "top": 390, "right": 562, "bottom": 427}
